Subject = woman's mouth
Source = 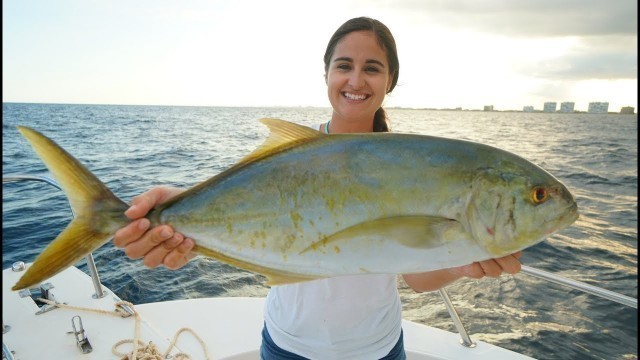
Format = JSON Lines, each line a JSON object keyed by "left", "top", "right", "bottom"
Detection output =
{"left": 343, "top": 92, "right": 369, "bottom": 101}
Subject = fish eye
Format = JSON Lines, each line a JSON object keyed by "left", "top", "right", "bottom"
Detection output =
{"left": 531, "top": 187, "right": 548, "bottom": 204}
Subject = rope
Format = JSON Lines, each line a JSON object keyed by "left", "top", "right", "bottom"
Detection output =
{"left": 37, "top": 298, "right": 211, "bottom": 360}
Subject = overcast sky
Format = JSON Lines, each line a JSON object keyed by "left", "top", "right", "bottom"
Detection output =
{"left": 3, "top": 0, "right": 637, "bottom": 112}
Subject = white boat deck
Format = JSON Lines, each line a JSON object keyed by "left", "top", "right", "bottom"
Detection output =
{"left": 2, "top": 264, "right": 533, "bottom": 359}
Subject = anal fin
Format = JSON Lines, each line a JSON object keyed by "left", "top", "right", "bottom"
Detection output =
{"left": 192, "top": 244, "right": 321, "bottom": 286}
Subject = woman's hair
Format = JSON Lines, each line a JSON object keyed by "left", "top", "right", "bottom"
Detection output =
{"left": 324, "top": 17, "right": 399, "bottom": 132}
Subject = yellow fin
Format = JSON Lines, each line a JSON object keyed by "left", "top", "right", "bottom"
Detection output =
{"left": 264, "top": 273, "right": 319, "bottom": 287}
{"left": 192, "top": 244, "right": 320, "bottom": 286}
{"left": 13, "top": 126, "right": 129, "bottom": 290}
{"left": 12, "top": 221, "right": 112, "bottom": 290}
{"left": 237, "top": 118, "right": 325, "bottom": 165}
{"left": 300, "top": 216, "right": 463, "bottom": 254}
{"left": 17, "top": 126, "right": 126, "bottom": 218}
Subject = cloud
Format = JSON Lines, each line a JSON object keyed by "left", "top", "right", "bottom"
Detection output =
{"left": 532, "top": 49, "right": 637, "bottom": 80}
{"left": 519, "top": 35, "right": 638, "bottom": 80}
{"left": 384, "top": 0, "right": 638, "bottom": 82}
{"left": 398, "top": 0, "right": 637, "bottom": 37}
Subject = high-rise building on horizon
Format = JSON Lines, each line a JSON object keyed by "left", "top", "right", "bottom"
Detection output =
{"left": 620, "top": 106, "right": 635, "bottom": 114}
{"left": 560, "top": 102, "right": 575, "bottom": 113}
{"left": 588, "top": 102, "right": 609, "bottom": 114}
{"left": 523, "top": 106, "right": 534, "bottom": 112}
{"left": 543, "top": 102, "right": 557, "bottom": 112}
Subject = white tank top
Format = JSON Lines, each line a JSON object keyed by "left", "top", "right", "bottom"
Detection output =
{"left": 263, "top": 123, "right": 402, "bottom": 359}
{"left": 264, "top": 275, "right": 402, "bottom": 359}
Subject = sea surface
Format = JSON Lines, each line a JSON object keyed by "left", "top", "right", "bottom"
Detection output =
{"left": 2, "top": 103, "right": 637, "bottom": 359}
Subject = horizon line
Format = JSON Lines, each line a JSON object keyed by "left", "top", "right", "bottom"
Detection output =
{"left": 2, "top": 101, "right": 636, "bottom": 114}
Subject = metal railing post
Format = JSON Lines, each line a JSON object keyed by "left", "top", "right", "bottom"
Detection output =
{"left": 438, "top": 288, "right": 476, "bottom": 347}
{"left": 2, "top": 341, "right": 16, "bottom": 360}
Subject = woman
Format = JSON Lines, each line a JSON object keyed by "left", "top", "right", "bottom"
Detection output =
{"left": 114, "top": 17, "right": 522, "bottom": 360}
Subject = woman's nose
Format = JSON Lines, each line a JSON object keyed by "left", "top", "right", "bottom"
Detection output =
{"left": 348, "top": 72, "right": 365, "bottom": 90}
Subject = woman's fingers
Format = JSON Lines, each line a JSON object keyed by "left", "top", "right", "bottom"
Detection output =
{"left": 123, "top": 225, "right": 175, "bottom": 259}
{"left": 113, "top": 218, "right": 150, "bottom": 247}
{"left": 494, "top": 252, "right": 522, "bottom": 275}
{"left": 124, "top": 186, "right": 183, "bottom": 219}
{"left": 162, "top": 238, "right": 196, "bottom": 270}
{"left": 139, "top": 232, "right": 183, "bottom": 267}
{"left": 452, "top": 251, "right": 523, "bottom": 279}
{"left": 477, "top": 252, "right": 523, "bottom": 277}
{"left": 479, "top": 259, "right": 502, "bottom": 278}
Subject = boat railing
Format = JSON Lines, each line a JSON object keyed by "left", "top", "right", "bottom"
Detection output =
{"left": 2, "top": 174, "right": 638, "bottom": 351}
{"left": 439, "top": 264, "right": 638, "bottom": 348}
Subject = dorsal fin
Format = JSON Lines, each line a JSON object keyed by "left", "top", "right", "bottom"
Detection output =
{"left": 237, "top": 118, "right": 326, "bottom": 165}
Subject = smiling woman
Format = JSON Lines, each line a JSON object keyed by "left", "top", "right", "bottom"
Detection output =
{"left": 105, "top": 16, "right": 529, "bottom": 360}
{"left": 322, "top": 18, "right": 399, "bottom": 134}
{"left": 324, "top": 31, "right": 394, "bottom": 133}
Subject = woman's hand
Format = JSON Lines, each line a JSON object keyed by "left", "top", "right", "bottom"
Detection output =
{"left": 403, "top": 252, "right": 523, "bottom": 293}
{"left": 450, "top": 251, "right": 522, "bottom": 279}
{"left": 113, "top": 186, "right": 196, "bottom": 269}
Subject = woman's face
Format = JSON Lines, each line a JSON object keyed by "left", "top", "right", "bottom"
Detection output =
{"left": 325, "top": 31, "right": 392, "bottom": 124}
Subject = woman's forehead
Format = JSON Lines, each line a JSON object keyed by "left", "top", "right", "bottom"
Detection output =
{"left": 332, "top": 31, "right": 388, "bottom": 64}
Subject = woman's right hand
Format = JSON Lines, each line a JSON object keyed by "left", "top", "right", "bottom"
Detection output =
{"left": 113, "top": 186, "right": 196, "bottom": 269}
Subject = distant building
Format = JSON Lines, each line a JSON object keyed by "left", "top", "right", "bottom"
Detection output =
{"left": 523, "top": 106, "right": 534, "bottom": 112}
{"left": 588, "top": 102, "right": 609, "bottom": 114}
{"left": 483, "top": 105, "right": 494, "bottom": 111}
{"left": 543, "top": 102, "right": 557, "bottom": 112}
{"left": 560, "top": 102, "right": 575, "bottom": 113}
{"left": 620, "top": 106, "right": 635, "bottom": 114}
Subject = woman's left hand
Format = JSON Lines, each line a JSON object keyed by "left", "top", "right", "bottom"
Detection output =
{"left": 450, "top": 251, "right": 523, "bottom": 279}
{"left": 403, "top": 251, "right": 523, "bottom": 292}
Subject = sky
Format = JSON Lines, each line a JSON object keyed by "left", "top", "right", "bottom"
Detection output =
{"left": 3, "top": 0, "right": 637, "bottom": 112}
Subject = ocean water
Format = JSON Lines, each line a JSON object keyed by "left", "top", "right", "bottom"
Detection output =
{"left": 2, "top": 102, "right": 637, "bottom": 359}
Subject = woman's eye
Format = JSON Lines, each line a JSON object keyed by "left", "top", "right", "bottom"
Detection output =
{"left": 365, "top": 66, "right": 380, "bottom": 73}
{"left": 337, "top": 64, "right": 351, "bottom": 70}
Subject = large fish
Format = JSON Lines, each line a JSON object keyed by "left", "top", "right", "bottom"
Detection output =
{"left": 12, "top": 119, "right": 578, "bottom": 290}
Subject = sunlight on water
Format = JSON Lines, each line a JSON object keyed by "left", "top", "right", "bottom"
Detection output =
{"left": 2, "top": 104, "right": 637, "bottom": 359}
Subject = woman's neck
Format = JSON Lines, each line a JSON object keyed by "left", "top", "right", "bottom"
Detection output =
{"left": 328, "top": 114, "right": 374, "bottom": 134}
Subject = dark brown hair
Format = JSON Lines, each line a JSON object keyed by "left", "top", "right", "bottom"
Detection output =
{"left": 324, "top": 17, "right": 399, "bottom": 132}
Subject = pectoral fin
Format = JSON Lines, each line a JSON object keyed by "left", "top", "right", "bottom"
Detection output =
{"left": 300, "top": 216, "right": 463, "bottom": 254}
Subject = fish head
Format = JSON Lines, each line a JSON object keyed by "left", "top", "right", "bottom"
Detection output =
{"left": 466, "top": 166, "right": 579, "bottom": 257}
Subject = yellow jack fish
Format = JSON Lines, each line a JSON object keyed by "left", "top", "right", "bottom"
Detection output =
{"left": 12, "top": 119, "right": 578, "bottom": 290}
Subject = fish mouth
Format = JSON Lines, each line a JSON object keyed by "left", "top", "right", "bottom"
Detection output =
{"left": 564, "top": 201, "right": 579, "bottom": 223}
{"left": 545, "top": 203, "right": 579, "bottom": 235}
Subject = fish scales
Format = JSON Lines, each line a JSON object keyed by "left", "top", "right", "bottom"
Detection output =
{"left": 164, "top": 135, "right": 472, "bottom": 269}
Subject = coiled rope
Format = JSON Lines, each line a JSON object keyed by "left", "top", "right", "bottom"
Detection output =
{"left": 37, "top": 298, "right": 211, "bottom": 360}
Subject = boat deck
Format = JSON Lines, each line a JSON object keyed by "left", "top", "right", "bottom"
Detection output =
{"left": 3, "top": 265, "right": 532, "bottom": 359}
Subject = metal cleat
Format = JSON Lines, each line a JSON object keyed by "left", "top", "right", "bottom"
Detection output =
{"left": 70, "top": 316, "right": 93, "bottom": 354}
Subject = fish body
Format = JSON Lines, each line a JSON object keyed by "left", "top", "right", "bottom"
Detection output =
{"left": 12, "top": 119, "right": 578, "bottom": 290}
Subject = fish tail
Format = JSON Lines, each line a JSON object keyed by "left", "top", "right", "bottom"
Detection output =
{"left": 12, "top": 126, "right": 130, "bottom": 291}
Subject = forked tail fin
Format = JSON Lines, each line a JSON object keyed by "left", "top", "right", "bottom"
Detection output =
{"left": 12, "top": 126, "right": 130, "bottom": 290}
